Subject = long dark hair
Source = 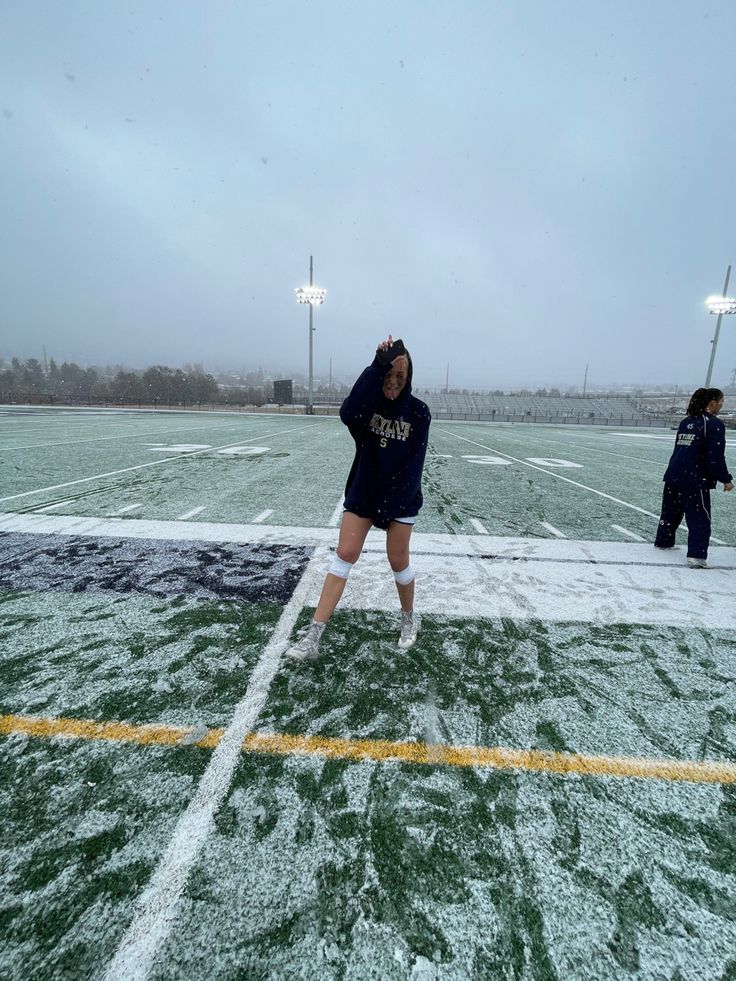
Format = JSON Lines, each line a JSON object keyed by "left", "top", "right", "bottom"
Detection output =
{"left": 687, "top": 387, "right": 724, "bottom": 415}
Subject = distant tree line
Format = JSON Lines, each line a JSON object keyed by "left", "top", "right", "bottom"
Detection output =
{"left": 0, "top": 357, "right": 266, "bottom": 406}
{"left": 0, "top": 357, "right": 352, "bottom": 407}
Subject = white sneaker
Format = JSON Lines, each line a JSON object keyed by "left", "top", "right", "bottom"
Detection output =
{"left": 687, "top": 557, "right": 708, "bottom": 569}
{"left": 285, "top": 621, "right": 325, "bottom": 661}
{"left": 398, "top": 611, "right": 419, "bottom": 650}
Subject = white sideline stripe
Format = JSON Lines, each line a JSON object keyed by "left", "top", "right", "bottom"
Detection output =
{"left": 328, "top": 496, "right": 344, "bottom": 527}
{"left": 2, "top": 511, "right": 735, "bottom": 569}
{"left": 0, "top": 423, "right": 315, "bottom": 504}
{"left": 540, "top": 522, "right": 566, "bottom": 538}
{"left": 332, "top": 550, "right": 736, "bottom": 629}
{"left": 251, "top": 509, "right": 274, "bottom": 524}
{"left": 31, "top": 499, "right": 74, "bottom": 513}
{"left": 177, "top": 507, "right": 205, "bottom": 521}
{"left": 109, "top": 503, "right": 142, "bottom": 515}
{"left": 469, "top": 518, "right": 489, "bottom": 535}
{"left": 102, "top": 543, "right": 329, "bottom": 981}
{"left": 711, "top": 535, "right": 728, "bottom": 545}
{"left": 435, "top": 426, "right": 663, "bottom": 520}
{"left": 611, "top": 524, "right": 646, "bottom": 542}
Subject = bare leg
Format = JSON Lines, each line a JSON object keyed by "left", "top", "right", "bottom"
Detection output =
{"left": 386, "top": 521, "right": 414, "bottom": 611}
{"left": 314, "top": 512, "right": 373, "bottom": 623}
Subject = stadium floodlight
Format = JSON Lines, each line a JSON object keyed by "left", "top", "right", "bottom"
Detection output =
{"left": 295, "top": 286, "right": 326, "bottom": 306}
{"left": 706, "top": 295, "right": 736, "bottom": 316}
{"left": 294, "top": 256, "right": 327, "bottom": 415}
{"left": 704, "top": 264, "right": 734, "bottom": 387}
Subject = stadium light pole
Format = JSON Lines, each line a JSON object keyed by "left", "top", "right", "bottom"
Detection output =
{"left": 704, "top": 264, "right": 736, "bottom": 387}
{"left": 294, "top": 256, "right": 326, "bottom": 415}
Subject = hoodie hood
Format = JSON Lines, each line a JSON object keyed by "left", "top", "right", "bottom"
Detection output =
{"left": 378, "top": 349, "right": 413, "bottom": 412}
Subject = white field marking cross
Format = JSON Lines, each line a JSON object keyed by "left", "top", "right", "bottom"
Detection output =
{"left": 540, "top": 521, "right": 567, "bottom": 538}
{"left": 177, "top": 506, "right": 206, "bottom": 520}
{"left": 611, "top": 524, "right": 646, "bottom": 542}
{"left": 109, "top": 503, "right": 142, "bottom": 516}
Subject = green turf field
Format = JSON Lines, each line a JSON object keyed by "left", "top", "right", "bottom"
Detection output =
{"left": 1, "top": 406, "right": 736, "bottom": 979}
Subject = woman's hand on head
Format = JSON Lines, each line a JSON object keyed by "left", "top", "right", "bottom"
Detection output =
{"left": 377, "top": 335, "right": 393, "bottom": 352}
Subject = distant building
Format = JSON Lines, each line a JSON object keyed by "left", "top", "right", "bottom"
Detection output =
{"left": 273, "top": 379, "right": 293, "bottom": 404}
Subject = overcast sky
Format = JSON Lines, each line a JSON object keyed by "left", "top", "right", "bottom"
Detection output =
{"left": 1, "top": 1, "right": 735, "bottom": 390}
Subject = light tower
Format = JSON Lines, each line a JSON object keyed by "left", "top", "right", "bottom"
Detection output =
{"left": 294, "top": 256, "right": 326, "bottom": 415}
{"left": 704, "top": 264, "right": 736, "bottom": 387}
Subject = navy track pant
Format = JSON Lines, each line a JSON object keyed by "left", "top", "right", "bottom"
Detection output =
{"left": 654, "top": 482, "right": 711, "bottom": 559}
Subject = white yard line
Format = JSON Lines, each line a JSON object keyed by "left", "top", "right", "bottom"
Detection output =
{"left": 108, "top": 503, "right": 142, "bottom": 516}
{"left": 711, "top": 535, "right": 728, "bottom": 545}
{"left": 435, "top": 426, "right": 664, "bottom": 520}
{"left": 251, "top": 509, "right": 274, "bottom": 524}
{"left": 540, "top": 521, "right": 566, "bottom": 538}
{"left": 469, "top": 518, "right": 489, "bottom": 535}
{"left": 0, "top": 423, "right": 316, "bottom": 504}
{"left": 177, "top": 506, "right": 206, "bottom": 520}
{"left": 611, "top": 524, "right": 646, "bottom": 542}
{"left": 101, "top": 544, "right": 329, "bottom": 981}
{"left": 328, "top": 496, "right": 345, "bottom": 528}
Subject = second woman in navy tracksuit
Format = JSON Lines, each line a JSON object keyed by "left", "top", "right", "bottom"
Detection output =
{"left": 287, "top": 335, "right": 431, "bottom": 660}
{"left": 654, "top": 387, "right": 733, "bottom": 567}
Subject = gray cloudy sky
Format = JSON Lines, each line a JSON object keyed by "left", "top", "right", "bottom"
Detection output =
{"left": 1, "top": 1, "right": 735, "bottom": 390}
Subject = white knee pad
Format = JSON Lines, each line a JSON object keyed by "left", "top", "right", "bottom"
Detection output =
{"left": 328, "top": 554, "right": 354, "bottom": 580}
{"left": 393, "top": 564, "right": 415, "bottom": 586}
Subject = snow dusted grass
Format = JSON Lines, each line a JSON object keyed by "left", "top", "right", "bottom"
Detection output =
{"left": 268, "top": 610, "right": 736, "bottom": 765}
{"left": 2, "top": 599, "right": 736, "bottom": 978}
{"left": 0, "top": 591, "right": 281, "bottom": 728}
{"left": 156, "top": 750, "right": 736, "bottom": 979}
{"left": 1, "top": 410, "right": 735, "bottom": 978}
{"left": 0, "top": 735, "right": 210, "bottom": 980}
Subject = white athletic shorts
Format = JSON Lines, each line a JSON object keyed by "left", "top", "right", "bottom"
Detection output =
{"left": 342, "top": 510, "right": 415, "bottom": 525}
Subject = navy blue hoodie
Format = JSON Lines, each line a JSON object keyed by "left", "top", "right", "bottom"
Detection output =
{"left": 339, "top": 355, "right": 431, "bottom": 529}
{"left": 663, "top": 412, "right": 732, "bottom": 488}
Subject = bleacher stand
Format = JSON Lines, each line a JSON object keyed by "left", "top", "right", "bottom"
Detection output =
{"left": 419, "top": 393, "right": 648, "bottom": 424}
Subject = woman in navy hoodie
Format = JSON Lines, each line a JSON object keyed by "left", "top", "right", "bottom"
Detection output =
{"left": 654, "top": 387, "right": 733, "bottom": 567}
{"left": 287, "top": 336, "right": 431, "bottom": 661}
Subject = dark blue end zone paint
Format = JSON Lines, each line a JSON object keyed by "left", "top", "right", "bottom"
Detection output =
{"left": 0, "top": 532, "right": 313, "bottom": 605}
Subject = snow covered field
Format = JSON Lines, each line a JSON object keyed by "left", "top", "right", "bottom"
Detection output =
{"left": 1, "top": 406, "right": 735, "bottom": 979}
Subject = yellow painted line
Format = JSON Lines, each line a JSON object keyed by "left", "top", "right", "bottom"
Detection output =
{"left": 245, "top": 733, "right": 736, "bottom": 784}
{"left": 0, "top": 713, "right": 223, "bottom": 749}
{"left": 2, "top": 713, "right": 736, "bottom": 784}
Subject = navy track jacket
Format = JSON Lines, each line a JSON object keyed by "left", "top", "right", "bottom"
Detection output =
{"left": 663, "top": 413, "right": 732, "bottom": 489}
{"left": 339, "top": 355, "right": 431, "bottom": 529}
